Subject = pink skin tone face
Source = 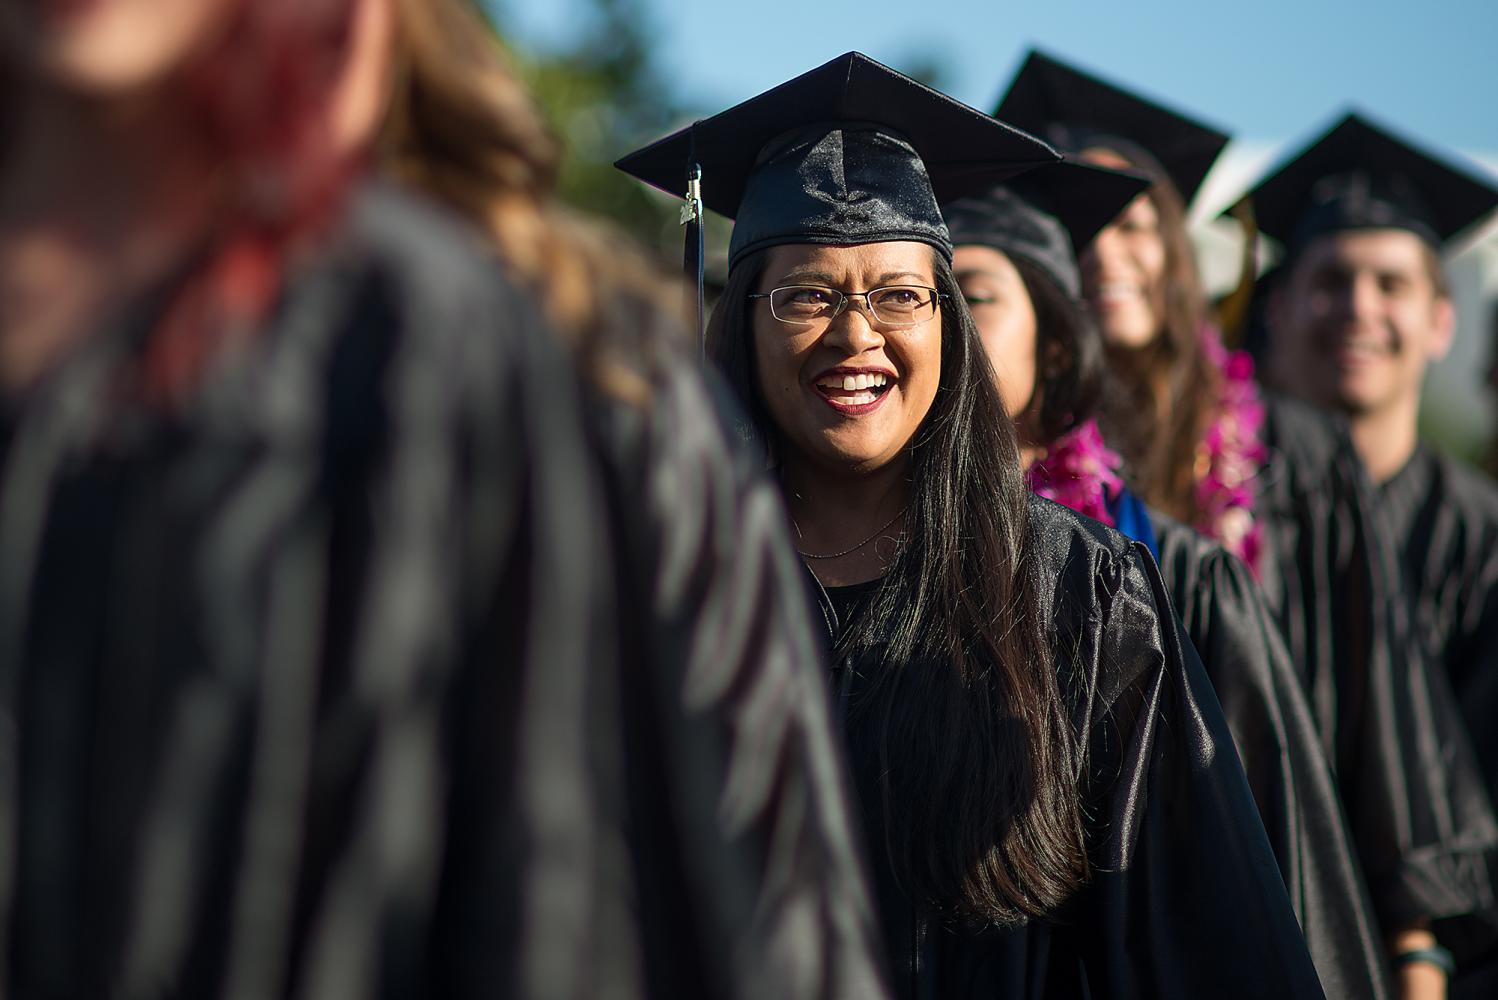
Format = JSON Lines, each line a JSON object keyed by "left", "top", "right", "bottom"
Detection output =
{"left": 953, "top": 243, "right": 1038, "bottom": 421}
{"left": 1078, "top": 191, "right": 1168, "bottom": 350}
{"left": 0, "top": 0, "right": 239, "bottom": 96}
{"left": 1270, "top": 229, "right": 1453, "bottom": 417}
{"left": 751, "top": 241, "right": 943, "bottom": 477}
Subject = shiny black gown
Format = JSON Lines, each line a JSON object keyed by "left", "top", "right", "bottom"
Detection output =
{"left": 815, "top": 497, "right": 1326, "bottom": 1000}
{"left": 0, "top": 184, "right": 887, "bottom": 998}
{"left": 1377, "top": 444, "right": 1498, "bottom": 997}
{"left": 1151, "top": 512, "right": 1391, "bottom": 1000}
{"left": 1253, "top": 396, "right": 1498, "bottom": 961}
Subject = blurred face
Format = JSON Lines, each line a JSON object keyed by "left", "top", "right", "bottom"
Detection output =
{"left": 953, "top": 244, "right": 1036, "bottom": 420}
{"left": 1270, "top": 229, "right": 1453, "bottom": 417}
{"left": 1079, "top": 191, "right": 1168, "bottom": 349}
{"left": 0, "top": 0, "right": 237, "bottom": 95}
{"left": 751, "top": 241, "right": 942, "bottom": 477}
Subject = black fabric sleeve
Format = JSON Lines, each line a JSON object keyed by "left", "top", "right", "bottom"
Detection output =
{"left": 1036, "top": 504, "right": 1327, "bottom": 999}
{"left": 1152, "top": 513, "right": 1392, "bottom": 1000}
{"left": 1258, "top": 397, "right": 1498, "bottom": 956}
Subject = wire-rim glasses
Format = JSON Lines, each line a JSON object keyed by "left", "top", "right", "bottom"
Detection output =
{"left": 748, "top": 284, "right": 944, "bottom": 328}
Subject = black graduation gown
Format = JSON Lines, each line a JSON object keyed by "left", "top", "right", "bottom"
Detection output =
{"left": 1377, "top": 445, "right": 1498, "bottom": 997}
{"left": 1380, "top": 445, "right": 1498, "bottom": 803}
{"left": 1150, "top": 512, "right": 1391, "bottom": 1000}
{"left": 0, "top": 183, "right": 888, "bottom": 998}
{"left": 1254, "top": 395, "right": 1498, "bottom": 957}
{"left": 813, "top": 496, "right": 1326, "bottom": 1000}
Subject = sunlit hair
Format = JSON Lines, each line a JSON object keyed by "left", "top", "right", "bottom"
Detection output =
{"left": 1085, "top": 150, "right": 1218, "bottom": 523}
{"left": 380, "top": 0, "right": 687, "bottom": 405}
{"left": 708, "top": 245, "right": 1089, "bottom": 925}
{"left": 136, "top": 0, "right": 366, "bottom": 402}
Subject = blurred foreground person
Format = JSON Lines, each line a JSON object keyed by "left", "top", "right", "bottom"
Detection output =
{"left": 622, "top": 52, "right": 1325, "bottom": 999}
{"left": 0, "top": 0, "right": 886, "bottom": 996}
{"left": 996, "top": 51, "right": 1498, "bottom": 999}
{"left": 1488, "top": 303, "right": 1498, "bottom": 477}
{"left": 1248, "top": 112, "right": 1498, "bottom": 999}
{"left": 374, "top": 1, "right": 891, "bottom": 996}
{"left": 944, "top": 167, "right": 1393, "bottom": 998}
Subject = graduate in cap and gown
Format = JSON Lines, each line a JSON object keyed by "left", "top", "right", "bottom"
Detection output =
{"left": 620, "top": 51, "right": 1324, "bottom": 1000}
{"left": 993, "top": 52, "right": 1498, "bottom": 997}
{"left": 943, "top": 165, "right": 1394, "bottom": 999}
{"left": 0, "top": 1, "right": 888, "bottom": 996}
{"left": 1244, "top": 111, "right": 1498, "bottom": 998}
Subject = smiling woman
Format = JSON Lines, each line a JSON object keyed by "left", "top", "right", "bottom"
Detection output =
{"left": 747, "top": 242, "right": 942, "bottom": 484}
{"left": 621, "top": 51, "right": 1326, "bottom": 1000}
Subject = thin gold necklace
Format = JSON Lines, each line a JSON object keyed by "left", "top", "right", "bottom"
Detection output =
{"left": 793, "top": 505, "right": 908, "bottom": 560}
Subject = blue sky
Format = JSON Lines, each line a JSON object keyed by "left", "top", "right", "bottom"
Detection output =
{"left": 492, "top": 0, "right": 1498, "bottom": 450}
{"left": 492, "top": 0, "right": 1498, "bottom": 157}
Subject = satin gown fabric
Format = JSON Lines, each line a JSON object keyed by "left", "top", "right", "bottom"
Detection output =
{"left": 0, "top": 184, "right": 888, "bottom": 999}
{"left": 1254, "top": 396, "right": 1498, "bottom": 957}
{"left": 1150, "top": 511, "right": 1392, "bottom": 1000}
{"left": 813, "top": 497, "right": 1326, "bottom": 1000}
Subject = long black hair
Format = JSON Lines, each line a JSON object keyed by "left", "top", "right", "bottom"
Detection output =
{"left": 707, "top": 245, "right": 1089, "bottom": 926}
{"left": 1008, "top": 255, "right": 1106, "bottom": 447}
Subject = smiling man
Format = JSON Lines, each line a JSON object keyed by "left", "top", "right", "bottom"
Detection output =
{"left": 1248, "top": 111, "right": 1498, "bottom": 1000}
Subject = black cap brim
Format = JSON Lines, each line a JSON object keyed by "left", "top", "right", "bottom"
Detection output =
{"left": 616, "top": 51, "right": 1061, "bottom": 220}
{"left": 1233, "top": 110, "right": 1498, "bottom": 251}
{"left": 1003, "top": 159, "right": 1153, "bottom": 251}
{"left": 993, "top": 49, "right": 1229, "bottom": 207}
{"left": 945, "top": 159, "right": 1150, "bottom": 299}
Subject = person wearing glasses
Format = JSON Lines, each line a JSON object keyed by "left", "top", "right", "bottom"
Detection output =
{"left": 620, "top": 53, "right": 1323, "bottom": 999}
{"left": 0, "top": 2, "right": 889, "bottom": 997}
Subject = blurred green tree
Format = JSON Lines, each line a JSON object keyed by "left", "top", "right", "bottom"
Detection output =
{"left": 483, "top": 0, "right": 691, "bottom": 261}
{"left": 477, "top": 4, "right": 962, "bottom": 277}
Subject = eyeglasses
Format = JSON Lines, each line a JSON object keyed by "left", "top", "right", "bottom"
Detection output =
{"left": 748, "top": 284, "right": 944, "bottom": 328}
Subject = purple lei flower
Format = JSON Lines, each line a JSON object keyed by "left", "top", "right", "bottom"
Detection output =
{"left": 1026, "top": 418, "right": 1124, "bottom": 527}
{"left": 1195, "top": 324, "right": 1267, "bottom": 575}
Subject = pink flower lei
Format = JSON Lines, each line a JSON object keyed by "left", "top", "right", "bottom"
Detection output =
{"left": 1026, "top": 418, "right": 1124, "bottom": 528}
{"left": 1194, "top": 324, "right": 1266, "bottom": 574}
{"left": 1027, "top": 326, "right": 1266, "bottom": 574}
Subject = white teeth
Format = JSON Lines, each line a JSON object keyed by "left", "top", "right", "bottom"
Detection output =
{"left": 822, "top": 372, "right": 888, "bottom": 391}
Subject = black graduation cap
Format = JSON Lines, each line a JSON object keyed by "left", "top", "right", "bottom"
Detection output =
{"left": 615, "top": 51, "right": 1062, "bottom": 271}
{"left": 993, "top": 49, "right": 1229, "bottom": 207}
{"left": 943, "top": 160, "right": 1151, "bottom": 299}
{"left": 1235, "top": 110, "right": 1498, "bottom": 255}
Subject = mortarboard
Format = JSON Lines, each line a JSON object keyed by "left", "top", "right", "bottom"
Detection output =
{"left": 993, "top": 49, "right": 1229, "bottom": 207}
{"left": 943, "top": 160, "right": 1151, "bottom": 300}
{"left": 616, "top": 51, "right": 1063, "bottom": 340}
{"left": 1234, "top": 110, "right": 1498, "bottom": 256}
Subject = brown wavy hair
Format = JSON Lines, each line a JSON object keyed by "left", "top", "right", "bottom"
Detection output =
{"left": 1084, "top": 148, "right": 1218, "bottom": 523}
{"left": 1, "top": 0, "right": 366, "bottom": 402}
{"left": 379, "top": 0, "right": 687, "bottom": 405}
